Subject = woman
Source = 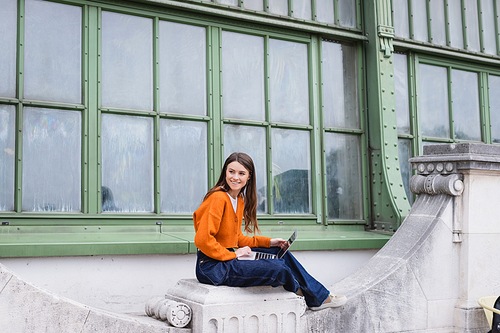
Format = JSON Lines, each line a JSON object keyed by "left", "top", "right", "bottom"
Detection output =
{"left": 193, "top": 152, "right": 346, "bottom": 310}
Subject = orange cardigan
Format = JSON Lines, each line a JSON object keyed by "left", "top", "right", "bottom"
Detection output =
{"left": 193, "top": 190, "right": 271, "bottom": 261}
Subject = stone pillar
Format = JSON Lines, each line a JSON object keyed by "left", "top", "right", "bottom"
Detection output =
{"left": 410, "top": 143, "right": 500, "bottom": 332}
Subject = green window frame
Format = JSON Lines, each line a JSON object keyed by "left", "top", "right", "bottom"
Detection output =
{"left": 0, "top": 0, "right": 368, "bottom": 229}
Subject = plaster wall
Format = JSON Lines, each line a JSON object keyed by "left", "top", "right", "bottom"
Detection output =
{"left": 0, "top": 249, "right": 377, "bottom": 314}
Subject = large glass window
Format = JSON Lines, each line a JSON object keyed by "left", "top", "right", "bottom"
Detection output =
{"left": 101, "top": 11, "right": 153, "bottom": 111}
{"left": 0, "top": 105, "right": 15, "bottom": 211}
{"left": 0, "top": 0, "right": 365, "bottom": 229}
{"left": 0, "top": 0, "right": 17, "bottom": 98}
{"left": 160, "top": 119, "right": 207, "bottom": 213}
{"left": 22, "top": 107, "right": 81, "bottom": 212}
{"left": 24, "top": 0, "right": 81, "bottom": 104}
{"left": 321, "top": 40, "right": 363, "bottom": 220}
{"left": 101, "top": 114, "right": 154, "bottom": 213}
{"left": 490, "top": 75, "right": 500, "bottom": 143}
{"left": 159, "top": 21, "right": 206, "bottom": 115}
{"left": 419, "top": 64, "right": 450, "bottom": 138}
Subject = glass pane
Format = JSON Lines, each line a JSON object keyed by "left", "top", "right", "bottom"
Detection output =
{"left": 412, "top": 0, "right": 428, "bottom": 42}
{"left": 489, "top": 75, "right": 500, "bottom": 143}
{"left": 316, "top": 0, "right": 335, "bottom": 24}
{"left": 419, "top": 64, "right": 449, "bottom": 138}
{"left": 449, "top": 0, "right": 464, "bottom": 48}
{"left": 22, "top": 107, "right": 81, "bottom": 212}
{"left": 294, "top": 0, "right": 312, "bottom": 20}
{"left": 244, "top": 0, "right": 263, "bottom": 11}
{"left": 398, "top": 139, "right": 413, "bottom": 204}
{"left": 452, "top": 69, "right": 481, "bottom": 141}
{"left": 0, "top": 0, "right": 17, "bottom": 98}
{"left": 394, "top": 53, "right": 410, "bottom": 134}
{"left": 0, "top": 105, "right": 15, "bottom": 211}
{"left": 269, "top": 39, "right": 309, "bottom": 125}
{"left": 481, "top": 0, "right": 497, "bottom": 54}
{"left": 160, "top": 120, "right": 207, "bottom": 213}
{"left": 325, "top": 133, "right": 363, "bottom": 220}
{"left": 102, "top": 11, "right": 152, "bottom": 111}
{"left": 218, "top": 0, "right": 238, "bottom": 6}
{"left": 24, "top": 0, "right": 81, "bottom": 104}
{"left": 339, "top": 0, "right": 357, "bottom": 28}
{"left": 271, "top": 129, "right": 311, "bottom": 214}
{"left": 465, "top": 0, "right": 480, "bottom": 51}
{"left": 224, "top": 125, "right": 267, "bottom": 213}
{"left": 101, "top": 114, "right": 153, "bottom": 212}
{"left": 160, "top": 21, "right": 206, "bottom": 116}
{"left": 322, "top": 41, "right": 359, "bottom": 129}
{"left": 269, "top": 0, "right": 288, "bottom": 16}
{"left": 430, "top": 0, "right": 446, "bottom": 45}
{"left": 222, "top": 31, "right": 265, "bottom": 121}
{"left": 393, "top": 0, "right": 410, "bottom": 38}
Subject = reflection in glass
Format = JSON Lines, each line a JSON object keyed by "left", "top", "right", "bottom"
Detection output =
{"left": 490, "top": 75, "right": 500, "bottom": 143}
{"left": 101, "top": 114, "right": 153, "bottom": 212}
{"left": 101, "top": 11, "right": 152, "bottom": 110}
{"left": 22, "top": 107, "right": 81, "bottom": 212}
{"left": 222, "top": 31, "right": 265, "bottom": 121}
{"left": 316, "top": 0, "right": 334, "bottom": 24}
{"left": 393, "top": 0, "right": 410, "bottom": 38}
{"left": 294, "top": 0, "right": 311, "bottom": 20}
{"left": 322, "top": 41, "right": 359, "bottom": 129}
{"left": 449, "top": 0, "right": 464, "bottom": 48}
{"left": 24, "top": 0, "right": 81, "bottom": 104}
{"left": 270, "top": 39, "right": 309, "bottom": 125}
{"left": 0, "top": 105, "right": 15, "bottom": 211}
{"left": 271, "top": 129, "right": 311, "bottom": 214}
{"left": 0, "top": 0, "right": 17, "bottom": 98}
{"left": 394, "top": 53, "right": 410, "bottom": 134}
{"left": 398, "top": 139, "right": 413, "bottom": 204}
{"left": 244, "top": 0, "right": 263, "bottom": 11}
{"left": 481, "top": 0, "right": 496, "bottom": 55}
{"left": 325, "top": 133, "right": 362, "bottom": 220}
{"left": 224, "top": 125, "right": 267, "bottom": 213}
{"left": 269, "top": 0, "right": 288, "bottom": 16}
{"left": 452, "top": 69, "right": 481, "bottom": 141}
{"left": 419, "top": 64, "right": 449, "bottom": 138}
{"left": 160, "top": 120, "right": 207, "bottom": 213}
{"left": 465, "top": 0, "right": 480, "bottom": 51}
{"left": 412, "top": 0, "right": 428, "bottom": 42}
{"left": 339, "top": 0, "right": 357, "bottom": 28}
{"left": 160, "top": 21, "right": 206, "bottom": 115}
{"left": 430, "top": 0, "right": 446, "bottom": 45}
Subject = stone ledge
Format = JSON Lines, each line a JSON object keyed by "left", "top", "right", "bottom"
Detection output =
{"left": 165, "top": 279, "right": 307, "bottom": 333}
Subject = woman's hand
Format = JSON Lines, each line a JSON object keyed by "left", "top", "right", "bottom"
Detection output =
{"left": 270, "top": 238, "right": 289, "bottom": 250}
{"left": 235, "top": 246, "right": 252, "bottom": 257}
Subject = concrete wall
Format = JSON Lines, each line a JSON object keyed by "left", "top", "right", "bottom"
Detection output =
{"left": 1, "top": 249, "right": 377, "bottom": 314}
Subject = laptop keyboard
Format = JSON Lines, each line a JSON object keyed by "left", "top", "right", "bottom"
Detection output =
{"left": 254, "top": 252, "right": 276, "bottom": 260}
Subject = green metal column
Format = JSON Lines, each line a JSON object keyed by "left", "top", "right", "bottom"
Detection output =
{"left": 364, "top": 0, "right": 411, "bottom": 232}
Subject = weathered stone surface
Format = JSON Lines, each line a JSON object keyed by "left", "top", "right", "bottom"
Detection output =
{"left": 166, "top": 279, "right": 306, "bottom": 333}
{"left": 0, "top": 264, "right": 189, "bottom": 333}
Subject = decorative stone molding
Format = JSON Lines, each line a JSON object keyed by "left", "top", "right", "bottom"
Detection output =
{"left": 410, "top": 173, "right": 464, "bottom": 196}
{"left": 145, "top": 297, "right": 192, "bottom": 328}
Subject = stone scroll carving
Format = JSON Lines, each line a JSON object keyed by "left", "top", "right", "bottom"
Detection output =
{"left": 145, "top": 297, "right": 192, "bottom": 328}
{"left": 410, "top": 173, "right": 464, "bottom": 196}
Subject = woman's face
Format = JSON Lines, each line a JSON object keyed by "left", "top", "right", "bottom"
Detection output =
{"left": 225, "top": 161, "right": 250, "bottom": 198}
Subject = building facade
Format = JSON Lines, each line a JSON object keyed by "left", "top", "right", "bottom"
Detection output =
{"left": 0, "top": 0, "right": 498, "bottom": 257}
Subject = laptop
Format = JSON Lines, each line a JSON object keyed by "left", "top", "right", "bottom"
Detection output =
{"left": 237, "top": 230, "right": 297, "bottom": 260}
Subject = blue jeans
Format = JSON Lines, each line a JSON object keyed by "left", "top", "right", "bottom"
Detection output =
{"left": 196, "top": 247, "right": 330, "bottom": 307}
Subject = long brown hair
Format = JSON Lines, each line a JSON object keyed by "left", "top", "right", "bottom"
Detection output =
{"left": 204, "top": 152, "right": 259, "bottom": 234}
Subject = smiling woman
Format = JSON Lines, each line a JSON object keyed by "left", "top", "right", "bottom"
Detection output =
{"left": 192, "top": 152, "right": 347, "bottom": 311}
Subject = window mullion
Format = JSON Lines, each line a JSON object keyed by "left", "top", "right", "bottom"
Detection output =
{"left": 82, "top": 5, "right": 90, "bottom": 214}
{"left": 15, "top": 0, "right": 25, "bottom": 213}
{"left": 264, "top": 35, "right": 273, "bottom": 215}
{"left": 447, "top": 66, "right": 455, "bottom": 140}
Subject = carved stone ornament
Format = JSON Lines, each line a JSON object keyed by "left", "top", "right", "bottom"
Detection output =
{"left": 145, "top": 296, "right": 192, "bottom": 328}
{"left": 410, "top": 173, "right": 464, "bottom": 196}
